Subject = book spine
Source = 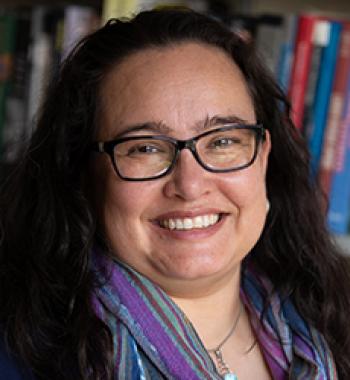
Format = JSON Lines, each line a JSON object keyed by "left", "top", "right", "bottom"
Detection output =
{"left": 255, "top": 15, "right": 284, "bottom": 77}
{"left": 289, "top": 15, "right": 317, "bottom": 129}
{"left": 308, "top": 21, "right": 342, "bottom": 174}
{"left": 102, "top": 0, "right": 138, "bottom": 22}
{"left": 2, "top": 10, "right": 31, "bottom": 161}
{"left": 46, "top": 9, "right": 64, "bottom": 81}
{"left": 318, "top": 22, "right": 350, "bottom": 195}
{"left": 302, "top": 21, "right": 330, "bottom": 141}
{"left": 276, "top": 14, "right": 298, "bottom": 92}
{"left": 327, "top": 74, "right": 350, "bottom": 234}
{"left": 26, "top": 6, "right": 53, "bottom": 127}
{"left": 62, "top": 6, "right": 99, "bottom": 60}
{"left": 0, "top": 13, "right": 16, "bottom": 159}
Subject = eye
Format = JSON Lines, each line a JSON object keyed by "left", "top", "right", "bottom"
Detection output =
{"left": 136, "top": 145, "right": 157, "bottom": 153}
{"left": 211, "top": 137, "right": 241, "bottom": 148}
{"left": 127, "top": 143, "right": 166, "bottom": 156}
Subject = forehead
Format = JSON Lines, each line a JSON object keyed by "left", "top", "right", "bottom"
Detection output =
{"left": 97, "top": 42, "right": 255, "bottom": 139}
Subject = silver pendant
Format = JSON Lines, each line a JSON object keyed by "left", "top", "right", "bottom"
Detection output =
{"left": 223, "top": 374, "right": 238, "bottom": 380}
{"left": 213, "top": 349, "right": 238, "bottom": 380}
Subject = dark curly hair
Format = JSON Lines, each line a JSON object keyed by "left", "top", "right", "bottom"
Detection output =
{"left": 1, "top": 8, "right": 349, "bottom": 379}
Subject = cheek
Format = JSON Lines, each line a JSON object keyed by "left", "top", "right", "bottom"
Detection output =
{"left": 98, "top": 180, "right": 149, "bottom": 255}
{"left": 89, "top": 159, "right": 146, "bottom": 233}
{"left": 103, "top": 182, "right": 139, "bottom": 223}
{"left": 221, "top": 166, "right": 267, "bottom": 208}
{"left": 220, "top": 167, "right": 268, "bottom": 259}
{"left": 101, "top": 178, "right": 159, "bottom": 226}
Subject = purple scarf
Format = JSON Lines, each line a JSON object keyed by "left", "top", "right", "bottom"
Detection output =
{"left": 92, "top": 252, "right": 337, "bottom": 379}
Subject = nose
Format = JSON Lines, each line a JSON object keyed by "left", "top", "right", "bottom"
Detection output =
{"left": 162, "top": 148, "right": 213, "bottom": 201}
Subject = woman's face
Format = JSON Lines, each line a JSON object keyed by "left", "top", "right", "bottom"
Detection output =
{"left": 92, "top": 42, "right": 271, "bottom": 296}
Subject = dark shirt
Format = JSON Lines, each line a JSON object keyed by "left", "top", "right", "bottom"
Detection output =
{"left": 0, "top": 337, "right": 34, "bottom": 380}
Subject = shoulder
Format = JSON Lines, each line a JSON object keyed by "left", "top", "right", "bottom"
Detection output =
{"left": 0, "top": 335, "right": 35, "bottom": 380}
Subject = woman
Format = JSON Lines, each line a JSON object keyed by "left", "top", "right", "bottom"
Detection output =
{"left": 0, "top": 8, "right": 349, "bottom": 380}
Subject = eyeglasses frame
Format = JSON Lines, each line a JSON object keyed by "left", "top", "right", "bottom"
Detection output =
{"left": 91, "top": 123, "right": 266, "bottom": 181}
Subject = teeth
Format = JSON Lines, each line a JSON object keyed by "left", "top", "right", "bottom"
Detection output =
{"left": 169, "top": 219, "right": 176, "bottom": 229}
{"left": 193, "top": 216, "right": 203, "bottom": 228}
{"left": 160, "top": 214, "right": 220, "bottom": 230}
{"left": 175, "top": 219, "right": 184, "bottom": 230}
{"left": 183, "top": 218, "right": 193, "bottom": 230}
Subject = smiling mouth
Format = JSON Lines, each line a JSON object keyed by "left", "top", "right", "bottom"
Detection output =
{"left": 157, "top": 213, "right": 224, "bottom": 231}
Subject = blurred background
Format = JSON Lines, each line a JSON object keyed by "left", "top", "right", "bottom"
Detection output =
{"left": 1, "top": 0, "right": 350, "bottom": 252}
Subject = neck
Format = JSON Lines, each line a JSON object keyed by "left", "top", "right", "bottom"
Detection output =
{"left": 170, "top": 267, "right": 242, "bottom": 350}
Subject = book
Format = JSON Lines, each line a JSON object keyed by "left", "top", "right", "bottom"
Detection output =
{"left": 306, "top": 20, "right": 342, "bottom": 174}
{"left": 46, "top": 8, "right": 64, "bottom": 81}
{"left": 2, "top": 9, "right": 31, "bottom": 162}
{"left": 318, "top": 21, "right": 350, "bottom": 196}
{"left": 302, "top": 21, "right": 331, "bottom": 141}
{"left": 289, "top": 14, "right": 319, "bottom": 130}
{"left": 102, "top": 0, "right": 139, "bottom": 21}
{"left": 327, "top": 74, "right": 350, "bottom": 234}
{"left": 102, "top": 0, "right": 186, "bottom": 23}
{"left": 61, "top": 5, "right": 99, "bottom": 61}
{"left": 255, "top": 15, "right": 285, "bottom": 76}
{"left": 26, "top": 6, "right": 54, "bottom": 130}
{"left": 0, "top": 12, "right": 16, "bottom": 159}
{"left": 276, "top": 13, "right": 298, "bottom": 92}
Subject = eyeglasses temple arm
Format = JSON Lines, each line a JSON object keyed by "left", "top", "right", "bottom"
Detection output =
{"left": 91, "top": 142, "right": 105, "bottom": 153}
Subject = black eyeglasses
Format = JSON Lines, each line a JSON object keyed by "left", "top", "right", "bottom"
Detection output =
{"left": 91, "top": 124, "right": 266, "bottom": 181}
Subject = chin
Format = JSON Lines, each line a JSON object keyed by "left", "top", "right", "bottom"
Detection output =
{"left": 159, "top": 254, "right": 236, "bottom": 281}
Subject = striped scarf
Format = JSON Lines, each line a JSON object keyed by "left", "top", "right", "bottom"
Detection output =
{"left": 92, "top": 252, "right": 337, "bottom": 379}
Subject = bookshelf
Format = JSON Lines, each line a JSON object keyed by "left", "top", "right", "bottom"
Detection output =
{"left": 1, "top": 0, "right": 350, "bottom": 254}
{"left": 241, "top": 0, "right": 350, "bottom": 255}
{"left": 0, "top": 1, "right": 102, "bottom": 161}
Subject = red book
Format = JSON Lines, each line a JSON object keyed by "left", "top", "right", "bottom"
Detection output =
{"left": 318, "top": 21, "right": 350, "bottom": 195}
{"left": 289, "top": 15, "right": 318, "bottom": 129}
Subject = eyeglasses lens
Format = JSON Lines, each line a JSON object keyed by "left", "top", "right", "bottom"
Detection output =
{"left": 113, "top": 127, "right": 257, "bottom": 179}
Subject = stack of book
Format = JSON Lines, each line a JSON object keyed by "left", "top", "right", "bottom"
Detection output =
{"left": 0, "top": 5, "right": 100, "bottom": 162}
{"left": 0, "top": 0, "right": 212, "bottom": 164}
{"left": 230, "top": 12, "right": 350, "bottom": 235}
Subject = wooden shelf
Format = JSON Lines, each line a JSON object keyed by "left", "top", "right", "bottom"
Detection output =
{"left": 233, "top": 0, "right": 350, "bottom": 15}
{"left": 2, "top": 0, "right": 350, "bottom": 15}
{"left": 0, "top": 0, "right": 101, "bottom": 7}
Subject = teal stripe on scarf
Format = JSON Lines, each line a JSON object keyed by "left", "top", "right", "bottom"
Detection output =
{"left": 241, "top": 264, "right": 338, "bottom": 380}
{"left": 92, "top": 252, "right": 219, "bottom": 379}
{"left": 92, "top": 251, "right": 338, "bottom": 379}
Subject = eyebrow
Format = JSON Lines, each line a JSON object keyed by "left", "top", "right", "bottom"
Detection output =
{"left": 201, "top": 115, "right": 251, "bottom": 130}
{"left": 115, "top": 114, "right": 251, "bottom": 138}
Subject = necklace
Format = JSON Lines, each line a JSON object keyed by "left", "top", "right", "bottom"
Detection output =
{"left": 207, "top": 302, "right": 243, "bottom": 380}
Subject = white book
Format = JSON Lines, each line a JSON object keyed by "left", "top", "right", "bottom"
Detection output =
{"left": 62, "top": 5, "right": 99, "bottom": 60}
{"left": 26, "top": 6, "right": 52, "bottom": 132}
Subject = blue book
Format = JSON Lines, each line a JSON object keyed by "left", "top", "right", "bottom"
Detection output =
{"left": 328, "top": 74, "right": 350, "bottom": 234}
{"left": 276, "top": 14, "right": 298, "bottom": 91}
{"left": 302, "top": 21, "right": 328, "bottom": 139}
{"left": 307, "top": 21, "right": 342, "bottom": 174}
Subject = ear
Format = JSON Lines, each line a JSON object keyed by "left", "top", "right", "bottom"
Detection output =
{"left": 260, "top": 129, "right": 271, "bottom": 175}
